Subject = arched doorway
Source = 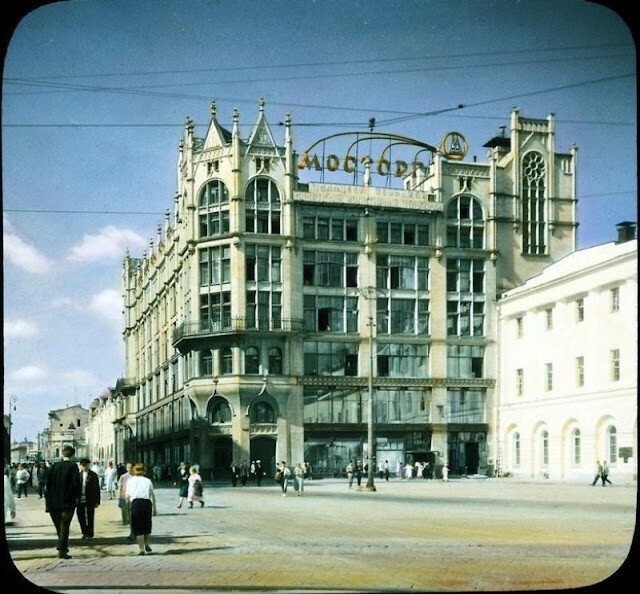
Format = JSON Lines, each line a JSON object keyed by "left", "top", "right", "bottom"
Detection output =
{"left": 250, "top": 436, "right": 276, "bottom": 479}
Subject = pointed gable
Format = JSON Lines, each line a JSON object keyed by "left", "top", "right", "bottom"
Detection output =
{"left": 246, "top": 97, "right": 279, "bottom": 154}
{"left": 202, "top": 100, "right": 232, "bottom": 150}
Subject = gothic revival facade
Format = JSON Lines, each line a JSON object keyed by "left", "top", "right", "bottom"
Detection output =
{"left": 117, "top": 100, "right": 576, "bottom": 479}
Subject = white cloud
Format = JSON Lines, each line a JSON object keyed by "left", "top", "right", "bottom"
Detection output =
{"left": 3, "top": 230, "right": 53, "bottom": 273}
{"left": 66, "top": 225, "right": 146, "bottom": 263}
{"left": 57, "top": 369, "right": 101, "bottom": 386}
{"left": 4, "top": 319, "right": 39, "bottom": 339}
{"left": 9, "top": 365, "right": 48, "bottom": 383}
{"left": 88, "top": 289, "right": 123, "bottom": 323}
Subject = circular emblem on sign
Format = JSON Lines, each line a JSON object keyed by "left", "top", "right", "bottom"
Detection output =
{"left": 440, "top": 131, "right": 468, "bottom": 160}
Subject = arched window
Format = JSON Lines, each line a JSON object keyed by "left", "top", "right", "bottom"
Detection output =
{"left": 198, "top": 179, "right": 230, "bottom": 238}
{"left": 522, "top": 151, "right": 547, "bottom": 255}
{"left": 245, "top": 346, "right": 260, "bottom": 374}
{"left": 245, "top": 177, "right": 281, "bottom": 234}
{"left": 251, "top": 401, "right": 275, "bottom": 424}
{"left": 221, "top": 347, "right": 233, "bottom": 375}
{"left": 268, "top": 347, "right": 283, "bottom": 374}
{"left": 513, "top": 432, "right": 520, "bottom": 467}
{"left": 209, "top": 398, "right": 232, "bottom": 424}
{"left": 446, "top": 195, "right": 484, "bottom": 248}
{"left": 540, "top": 430, "right": 549, "bottom": 466}
{"left": 607, "top": 426, "right": 618, "bottom": 463}
{"left": 572, "top": 428, "right": 581, "bottom": 465}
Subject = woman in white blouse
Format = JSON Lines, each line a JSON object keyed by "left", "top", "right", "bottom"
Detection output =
{"left": 125, "top": 463, "right": 157, "bottom": 555}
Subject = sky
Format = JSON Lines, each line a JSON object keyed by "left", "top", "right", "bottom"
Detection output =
{"left": 2, "top": 0, "right": 636, "bottom": 446}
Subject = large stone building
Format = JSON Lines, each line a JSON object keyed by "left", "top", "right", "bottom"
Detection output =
{"left": 496, "top": 223, "right": 637, "bottom": 482}
{"left": 117, "top": 100, "right": 577, "bottom": 479}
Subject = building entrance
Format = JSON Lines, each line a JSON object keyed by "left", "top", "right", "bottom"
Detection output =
{"left": 250, "top": 436, "right": 276, "bottom": 479}
{"left": 211, "top": 436, "right": 232, "bottom": 479}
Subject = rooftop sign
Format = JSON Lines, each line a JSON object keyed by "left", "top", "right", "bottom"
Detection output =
{"left": 297, "top": 131, "right": 467, "bottom": 180}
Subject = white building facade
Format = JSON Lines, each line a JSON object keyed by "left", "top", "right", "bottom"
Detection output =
{"left": 496, "top": 226, "right": 637, "bottom": 482}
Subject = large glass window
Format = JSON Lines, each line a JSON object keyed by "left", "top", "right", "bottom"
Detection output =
{"left": 304, "top": 341, "right": 358, "bottom": 376}
{"left": 245, "top": 346, "right": 260, "bottom": 374}
{"left": 250, "top": 401, "right": 275, "bottom": 423}
{"left": 522, "top": 151, "right": 547, "bottom": 255}
{"left": 246, "top": 290, "right": 282, "bottom": 330}
{"left": 246, "top": 244, "right": 281, "bottom": 283}
{"left": 245, "top": 178, "right": 281, "bottom": 234}
{"left": 200, "top": 292, "right": 231, "bottom": 331}
{"left": 199, "top": 350, "right": 213, "bottom": 376}
{"left": 446, "top": 195, "right": 484, "bottom": 248}
{"left": 303, "top": 251, "right": 358, "bottom": 287}
{"left": 209, "top": 398, "right": 231, "bottom": 424}
{"left": 377, "top": 255, "right": 428, "bottom": 290}
{"left": 376, "top": 296, "right": 429, "bottom": 335}
{"left": 447, "top": 389, "right": 486, "bottom": 423}
{"left": 541, "top": 430, "right": 549, "bottom": 465}
{"left": 199, "top": 246, "right": 231, "bottom": 286}
{"left": 447, "top": 345, "right": 483, "bottom": 378}
{"left": 304, "top": 295, "right": 358, "bottom": 332}
{"left": 376, "top": 218, "right": 430, "bottom": 246}
{"left": 268, "top": 347, "right": 283, "bottom": 375}
{"left": 303, "top": 213, "right": 358, "bottom": 241}
{"left": 199, "top": 179, "right": 230, "bottom": 238}
{"left": 572, "top": 428, "right": 581, "bottom": 465}
{"left": 377, "top": 343, "right": 428, "bottom": 378}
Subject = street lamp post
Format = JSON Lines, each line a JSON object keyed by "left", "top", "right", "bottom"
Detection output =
{"left": 366, "top": 315, "right": 376, "bottom": 491}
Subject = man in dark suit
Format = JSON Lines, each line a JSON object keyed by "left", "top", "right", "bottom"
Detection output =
{"left": 76, "top": 458, "right": 101, "bottom": 539}
{"left": 45, "top": 445, "right": 81, "bottom": 559}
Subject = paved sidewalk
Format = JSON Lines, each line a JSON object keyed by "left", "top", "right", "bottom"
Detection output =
{"left": 4, "top": 477, "right": 636, "bottom": 593}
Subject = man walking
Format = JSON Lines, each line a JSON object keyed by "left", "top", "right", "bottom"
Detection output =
{"left": 591, "top": 460, "right": 603, "bottom": 486}
{"left": 45, "top": 445, "right": 81, "bottom": 559}
{"left": 601, "top": 461, "right": 613, "bottom": 486}
{"left": 76, "top": 458, "right": 101, "bottom": 539}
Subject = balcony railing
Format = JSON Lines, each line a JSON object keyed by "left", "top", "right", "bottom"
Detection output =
{"left": 173, "top": 317, "right": 304, "bottom": 342}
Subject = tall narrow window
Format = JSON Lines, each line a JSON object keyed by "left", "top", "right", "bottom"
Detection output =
{"left": 446, "top": 195, "right": 485, "bottom": 248}
{"left": 572, "top": 428, "right": 581, "bottom": 465}
{"left": 544, "top": 308, "right": 553, "bottom": 330}
{"left": 221, "top": 347, "right": 233, "bottom": 375}
{"left": 545, "top": 363, "right": 553, "bottom": 391}
{"left": 607, "top": 426, "right": 618, "bottom": 463}
{"left": 576, "top": 298, "right": 584, "bottom": 322}
{"left": 576, "top": 356, "right": 585, "bottom": 387}
{"left": 541, "top": 430, "right": 549, "bottom": 465}
{"left": 610, "top": 287, "right": 620, "bottom": 312}
{"left": 245, "top": 177, "right": 281, "bottom": 234}
{"left": 245, "top": 347, "right": 260, "bottom": 374}
{"left": 522, "top": 151, "right": 546, "bottom": 255}
{"left": 198, "top": 179, "right": 230, "bottom": 238}
{"left": 610, "top": 349, "right": 620, "bottom": 381}
{"left": 515, "top": 317, "right": 523, "bottom": 338}
{"left": 513, "top": 432, "right": 521, "bottom": 466}
{"left": 516, "top": 368, "right": 524, "bottom": 396}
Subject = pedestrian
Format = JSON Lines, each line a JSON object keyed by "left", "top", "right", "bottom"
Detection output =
{"left": 250, "top": 461, "right": 256, "bottom": 483}
{"left": 383, "top": 460, "right": 390, "bottom": 481}
{"left": 45, "top": 445, "right": 81, "bottom": 559}
{"left": 230, "top": 462, "right": 239, "bottom": 487}
{"left": 404, "top": 461, "right": 414, "bottom": 480}
{"left": 591, "top": 460, "right": 603, "bottom": 486}
{"left": 255, "top": 460, "right": 263, "bottom": 486}
{"left": 355, "top": 460, "right": 364, "bottom": 488}
{"left": 104, "top": 460, "right": 118, "bottom": 500}
{"left": 187, "top": 465, "right": 205, "bottom": 508}
{"left": 76, "top": 458, "right": 101, "bottom": 540}
{"left": 15, "top": 463, "right": 30, "bottom": 498}
{"left": 346, "top": 460, "right": 355, "bottom": 489}
{"left": 442, "top": 463, "right": 449, "bottom": 482}
{"left": 601, "top": 461, "right": 613, "bottom": 486}
{"left": 294, "top": 462, "right": 305, "bottom": 496}
{"left": 36, "top": 462, "right": 48, "bottom": 498}
{"left": 118, "top": 462, "right": 134, "bottom": 540}
{"left": 174, "top": 462, "right": 189, "bottom": 508}
{"left": 239, "top": 461, "right": 249, "bottom": 486}
{"left": 91, "top": 460, "right": 106, "bottom": 490}
{"left": 4, "top": 473, "right": 16, "bottom": 524}
{"left": 125, "top": 462, "right": 158, "bottom": 555}
{"left": 275, "top": 461, "right": 291, "bottom": 496}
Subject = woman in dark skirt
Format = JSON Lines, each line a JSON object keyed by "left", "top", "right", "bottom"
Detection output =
{"left": 174, "top": 462, "right": 189, "bottom": 508}
{"left": 125, "top": 463, "right": 157, "bottom": 555}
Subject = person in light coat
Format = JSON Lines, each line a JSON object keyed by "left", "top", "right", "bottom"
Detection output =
{"left": 4, "top": 473, "right": 16, "bottom": 524}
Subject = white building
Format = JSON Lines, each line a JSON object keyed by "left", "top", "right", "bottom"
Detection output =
{"left": 496, "top": 223, "right": 637, "bottom": 482}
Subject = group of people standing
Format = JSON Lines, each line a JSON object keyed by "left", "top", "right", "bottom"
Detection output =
{"left": 41, "top": 446, "right": 158, "bottom": 559}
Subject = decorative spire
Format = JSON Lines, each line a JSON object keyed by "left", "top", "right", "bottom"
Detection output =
{"left": 210, "top": 100, "right": 217, "bottom": 119}
{"left": 259, "top": 96, "right": 265, "bottom": 112}
{"left": 232, "top": 108, "right": 239, "bottom": 136}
